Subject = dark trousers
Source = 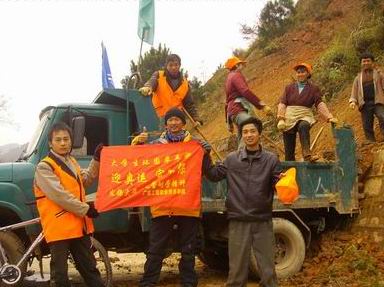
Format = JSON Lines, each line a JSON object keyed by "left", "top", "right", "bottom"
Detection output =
{"left": 139, "top": 216, "right": 200, "bottom": 287}
{"left": 48, "top": 235, "right": 105, "bottom": 287}
{"left": 283, "top": 120, "right": 311, "bottom": 161}
{"left": 361, "top": 103, "right": 384, "bottom": 141}
{"left": 226, "top": 220, "right": 277, "bottom": 287}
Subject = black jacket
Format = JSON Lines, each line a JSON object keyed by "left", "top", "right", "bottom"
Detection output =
{"left": 206, "top": 147, "right": 281, "bottom": 221}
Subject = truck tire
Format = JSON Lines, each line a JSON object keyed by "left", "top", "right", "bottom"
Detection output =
{"left": 250, "top": 218, "right": 305, "bottom": 279}
{"left": 0, "top": 231, "right": 27, "bottom": 287}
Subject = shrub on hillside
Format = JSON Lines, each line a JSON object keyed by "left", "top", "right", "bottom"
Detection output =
{"left": 262, "top": 41, "right": 282, "bottom": 56}
{"left": 293, "top": 0, "right": 331, "bottom": 23}
{"left": 351, "top": 18, "right": 384, "bottom": 55}
{"left": 313, "top": 43, "right": 359, "bottom": 100}
{"left": 364, "top": 0, "right": 381, "bottom": 11}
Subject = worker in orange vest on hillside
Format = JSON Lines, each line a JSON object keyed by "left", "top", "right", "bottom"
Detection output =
{"left": 139, "top": 54, "right": 203, "bottom": 125}
{"left": 34, "top": 122, "right": 105, "bottom": 287}
{"left": 277, "top": 63, "right": 338, "bottom": 161}
{"left": 224, "top": 56, "right": 273, "bottom": 136}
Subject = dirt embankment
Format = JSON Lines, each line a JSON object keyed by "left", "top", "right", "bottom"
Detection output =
{"left": 198, "top": 0, "right": 371, "bottom": 158}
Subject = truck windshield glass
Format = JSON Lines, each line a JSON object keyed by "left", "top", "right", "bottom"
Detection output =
{"left": 24, "top": 110, "right": 52, "bottom": 157}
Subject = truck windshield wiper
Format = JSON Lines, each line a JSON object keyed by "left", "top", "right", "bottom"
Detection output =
{"left": 19, "top": 148, "right": 37, "bottom": 161}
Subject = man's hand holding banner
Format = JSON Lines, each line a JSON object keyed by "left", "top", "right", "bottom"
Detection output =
{"left": 95, "top": 141, "right": 204, "bottom": 212}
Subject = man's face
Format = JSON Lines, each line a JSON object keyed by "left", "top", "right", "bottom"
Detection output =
{"left": 166, "top": 60, "right": 181, "bottom": 77}
{"left": 242, "top": 123, "right": 260, "bottom": 148}
{"left": 361, "top": 58, "right": 374, "bottom": 70}
{"left": 50, "top": 130, "right": 72, "bottom": 156}
{"left": 296, "top": 67, "right": 309, "bottom": 83}
{"left": 166, "top": 116, "right": 184, "bottom": 134}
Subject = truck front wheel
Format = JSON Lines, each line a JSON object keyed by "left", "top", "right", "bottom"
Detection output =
{"left": 250, "top": 218, "right": 305, "bottom": 279}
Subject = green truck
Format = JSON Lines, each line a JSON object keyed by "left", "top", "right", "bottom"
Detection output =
{"left": 0, "top": 88, "right": 360, "bottom": 280}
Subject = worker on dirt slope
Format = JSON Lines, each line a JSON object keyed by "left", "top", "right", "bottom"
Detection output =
{"left": 204, "top": 117, "right": 280, "bottom": 287}
{"left": 139, "top": 53, "right": 202, "bottom": 125}
{"left": 34, "top": 122, "right": 105, "bottom": 287}
{"left": 349, "top": 52, "right": 384, "bottom": 143}
{"left": 224, "top": 56, "right": 273, "bottom": 136}
{"left": 132, "top": 107, "right": 212, "bottom": 287}
{"left": 277, "top": 63, "right": 338, "bottom": 161}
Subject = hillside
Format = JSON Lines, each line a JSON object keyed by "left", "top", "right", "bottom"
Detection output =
{"left": 194, "top": 1, "right": 384, "bottom": 285}
{"left": 198, "top": 0, "right": 384, "bottom": 159}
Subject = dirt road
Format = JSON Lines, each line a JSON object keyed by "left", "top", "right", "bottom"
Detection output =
{"left": 23, "top": 231, "right": 384, "bottom": 287}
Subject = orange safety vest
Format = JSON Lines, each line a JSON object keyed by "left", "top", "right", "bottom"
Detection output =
{"left": 34, "top": 153, "right": 94, "bottom": 243}
{"left": 152, "top": 70, "right": 189, "bottom": 117}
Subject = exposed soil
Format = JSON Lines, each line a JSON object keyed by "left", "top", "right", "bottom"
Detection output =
{"left": 110, "top": 231, "right": 384, "bottom": 286}
{"left": 25, "top": 230, "right": 384, "bottom": 286}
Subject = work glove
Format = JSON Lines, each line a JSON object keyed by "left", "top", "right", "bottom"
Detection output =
{"left": 277, "top": 120, "right": 286, "bottom": 131}
{"left": 93, "top": 143, "right": 104, "bottom": 161}
{"left": 262, "top": 105, "right": 274, "bottom": 116}
{"left": 136, "top": 127, "right": 149, "bottom": 144}
{"left": 86, "top": 202, "right": 99, "bottom": 218}
{"left": 139, "top": 87, "right": 152, "bottom": 96}
{"left": 349, "top": 102, "right": 356, "bottom": 110}
{"left": 328, "top": 117, "right": 338, "bottom": 124}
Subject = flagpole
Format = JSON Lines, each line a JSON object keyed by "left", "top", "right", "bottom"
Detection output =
{"left": 137, "top": 28, "right": 145, "bottom": 77}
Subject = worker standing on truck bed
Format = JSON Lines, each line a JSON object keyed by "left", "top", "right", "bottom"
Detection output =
{"left": 139, "top": 53, "right": 203, "bottom": 125}
{"left": 349, "top": 52, "right": 384, "bottom": 143}
{"left": 205, "top": 117, "right": 280, "bottom": 287}
{"left": 276, "top": 63, "right": 338, "bottom": 161}
{"left": 133, "top": 107, "right": 212, "bottom": 287}
{"left": 224, "top": 56, "right": 272, "bottom": 137}
{"left": 34, "top": 122, "right": 105, "bottom": 287}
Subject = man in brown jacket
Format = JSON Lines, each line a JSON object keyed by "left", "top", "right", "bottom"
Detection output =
{"left": 349, "top": 52, "right": 384, "bottom": 142}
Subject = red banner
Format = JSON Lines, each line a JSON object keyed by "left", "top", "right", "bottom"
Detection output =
{"left": 95, "top": 141, "right": 204, "bottom": 212}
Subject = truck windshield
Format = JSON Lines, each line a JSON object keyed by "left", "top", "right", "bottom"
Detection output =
{"left": 24, "top": 109, "right": 52, "bottom": 158}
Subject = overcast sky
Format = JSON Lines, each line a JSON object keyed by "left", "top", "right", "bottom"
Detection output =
{"left": 0, "top": 0, "right": 267, "bottom": 145}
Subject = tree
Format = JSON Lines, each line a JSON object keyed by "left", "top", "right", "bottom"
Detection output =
{"left": 130, "top": 43, "right": 170, "bottom": 86}
{"left": 240, "top": 0, "right": 295, "bottom": 44}
{"left": 190, "top": 77, "right": 205, "bottom": 103}
{"left": 257, "top": 0, "right": 295, "bottom": 42}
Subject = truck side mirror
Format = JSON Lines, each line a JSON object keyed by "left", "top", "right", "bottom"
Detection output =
{"left": 72, "top": 116, "right": 85, "bottom": 149}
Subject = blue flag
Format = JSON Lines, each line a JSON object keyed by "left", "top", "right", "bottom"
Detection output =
{"left": 101, "top": 42, "right": 115, "bottom": 89}
{"left": 138, "top": 0, "right": 155, "bottom": 45}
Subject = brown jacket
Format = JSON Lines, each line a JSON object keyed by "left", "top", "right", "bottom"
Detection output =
{"left": 350, "top": 69, "right": 384, "bottom": 109}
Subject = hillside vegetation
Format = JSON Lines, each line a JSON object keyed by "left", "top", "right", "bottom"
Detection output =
{"left": 198, "top": 0, "right": 384, "bottom": 159}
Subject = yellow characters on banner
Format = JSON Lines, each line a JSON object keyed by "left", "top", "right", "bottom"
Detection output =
{"left": 276, "top": 167, "right": 299, "bottom": 204}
